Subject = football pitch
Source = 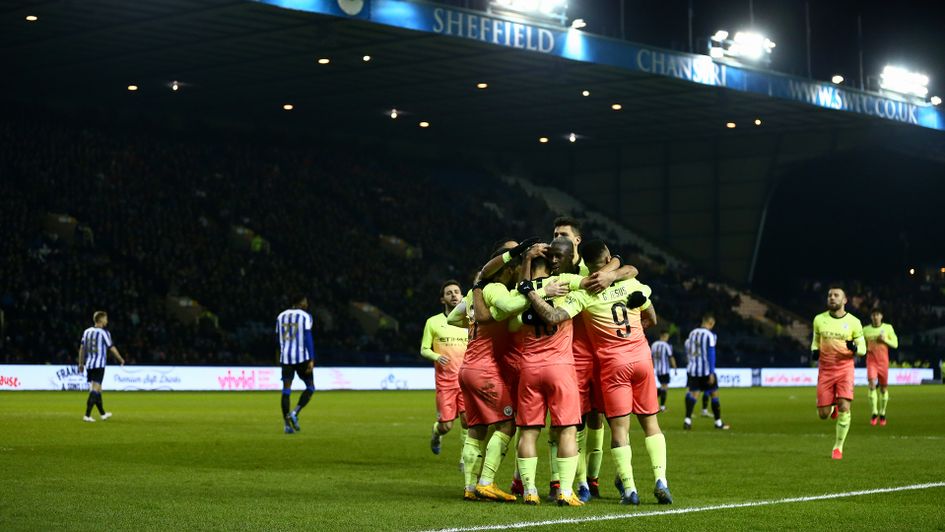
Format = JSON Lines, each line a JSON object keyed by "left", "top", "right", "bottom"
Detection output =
{"left": 2, "top": 386, "right": 944, "bottom": 531}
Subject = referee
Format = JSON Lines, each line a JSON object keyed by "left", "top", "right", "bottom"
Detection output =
{"left": 683, "top": 314, "right": 729, "bottom": 430}
{"left": 78, "top": 311, "right": 125, "bottom": 422}
{"left": 277, "top": 294, "right": 317, "bottom": 434}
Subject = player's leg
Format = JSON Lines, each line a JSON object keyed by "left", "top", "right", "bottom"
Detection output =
{"left": 458, "top": 411, "right": 469, "bottom": 472}
{"left": 709, "top": 388, "right": 729, "bottom": 430}
{"left": 288, "top": 366, "right": 314, "bottom": 431}
{"left": 683, "top": 376, "right": 698, "bottom": 429}
{"left": 574, "top": 416, "right": 590, "bottom": 501}
{"left": 608, "top": 414, "right": 638, "bottom": 505}
{"left": 867, "top": 358, "right": 879, "bottom": 424}
{"left": 701, "top": 388, "right": 710, "bottom": 417}
{"left": 637, "top": 414, "right": 671, "bottom": 504}
{"left": 553, "top": 425, "right": 582, "bottom": 506}
{"left": 516, "top": 427, "right": 542, "bottom": 504}
{"left": 280, "top": 366, "right": 295, "bottom": 433}
{"left": 816, "top": 370, "right": 835, "bottom": 420}
{"left": 84, "top": 376, "right": 104, "bottom": 421}
{"left": 631, "top": 360, "right": 672, "bottom": 504}
{"left": 431, "top": 387, "right": 456, "bottom": 455}
{"left": 585, "top": 411, "right": 605, "bottom": 497}
{"left": 463, "top": 424, "right": 488, "bottom": 498}
{"left": 475, "top": 369, "right": 517, "bottom": 502}
{"left": 833, "top": 397, "right": 852, "bottom": 459}
{"left": 878, "top": 364, "right": 889, "bottom": 425}
{"left": 548, "top": 367, "right": 583, "bottom": 506}
{"left": 602, "top": 363, "right": 638, "bottom": 504}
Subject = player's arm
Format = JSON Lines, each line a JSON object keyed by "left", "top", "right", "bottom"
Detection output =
{"left": 447, "top": 299, "right": 468, "bottom": 328}
{"left": 420, "top": 320, "right": 446, "bottom": 365}
{"left": 846, "top": 321, "right": 866, "bottom": 356}
{"left": 810, "top": 318, "right": 820, "bottom": 360}
{"left": 472, "top": 285, "right": 495, "bottom": 323}
{"left": 304, "top": 314, "right": 316, "bottom": 364}
{"left": 641, "top": 304, "right": 658, "bottom": 329}
{"left": 669, "top": 348, "right": 677, "bottom": 369}
{"left": 477, "top": 237, "right": 541, "bottom": 280}
{"left": 707, "top": 333, "right": 717, "bottom": 375}
{"left": 108, "top": 346, "right": 125, "bottom": 367}
{"left": 519, "top": 282, "right": 582, "bottom": 325}
{"left": 77, "top": 344, "right": 85, "bottom": 372}
{"left": 583, "top": 256, "right": 638, "bottom": 293}
{"left": 881, "top": 324, "right": 899, "bottom": 349}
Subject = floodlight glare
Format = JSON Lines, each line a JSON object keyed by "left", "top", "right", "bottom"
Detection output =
{"left": 571, "top": 18, "right": 586, "bottom": 29}
{"left": 831, "top": 75, "right": 844, "bottom": 84}
{"left": 932, "top": 96, "right": 942, "bottom": 106}
{"left": 708, "top": 29, "right": 775, "bottom": 65}
{"left": 880, "top": 65, "right": 929, "bottom": 98}
{"left": 568, "top": 132, "right": 577, "bottom": 143}
{"left": 491, "top": 0, "right": 568, "bottom": 25}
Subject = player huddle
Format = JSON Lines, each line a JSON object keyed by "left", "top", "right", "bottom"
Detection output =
{"left": 420, "top": 217, "right": 671, "bottom": 507}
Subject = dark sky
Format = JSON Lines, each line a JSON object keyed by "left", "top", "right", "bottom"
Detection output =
{"left": 571, "top": 0, "right": 945, "bottom": 98}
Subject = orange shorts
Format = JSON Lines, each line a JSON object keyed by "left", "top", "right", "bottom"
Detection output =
{"left": 817, "top": 368, "right": 854, "bottom": 407}
{"left": 459, "top": 367, "right": 514, "bottom": 427}
{"left": 599, "top": 360, "right": 658, "bottom": 417}
{"left": 436, "top": 386, "right": 465, "bottom": 422}
{"left": 515, "top": 364, "right": 581, "bottom": 427}
{"left": 866, "top": 357, "right": 888, "bottom": 388}
{"left": 575, "top": 363, "right": 603, "bottom": 415}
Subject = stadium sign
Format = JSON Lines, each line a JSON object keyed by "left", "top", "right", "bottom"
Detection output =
{"left": 257, "top": 0, "right": 944, "bottom": 131}
{"left": 5, "top": 365, "right": 925, "bottom": 391}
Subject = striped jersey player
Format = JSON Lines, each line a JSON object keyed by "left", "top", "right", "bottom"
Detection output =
{"left": 78, "top": 311, "right": 125, "bottom": 422}
{"left": 683, "top": 316, "right": 729, "bottom": 430}
{"left": 277, "top": 295, "right": 316, "bottom": 434}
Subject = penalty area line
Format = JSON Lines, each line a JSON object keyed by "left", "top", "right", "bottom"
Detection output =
{"left": 423, "top": 481, "right": 945, "bottom": 532}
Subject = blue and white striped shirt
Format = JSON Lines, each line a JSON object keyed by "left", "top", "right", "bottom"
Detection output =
{"left": 651, "top": 340, "right": 673, "bottom": 375}
{"left": 81, "top": 327, "right": 113, "bottom": 369}
{"left": 685, "top": 327, "right": 717, "bottom": 377}
{"left": 277, "top": 309, "right": 314, "bottom": 365}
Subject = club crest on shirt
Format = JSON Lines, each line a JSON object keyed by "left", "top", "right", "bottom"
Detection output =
{"left": 503, "top": 406, "right": 513, "bottom": 417}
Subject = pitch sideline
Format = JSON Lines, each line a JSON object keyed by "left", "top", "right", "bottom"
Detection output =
{"left": 422, "top": 481, "right": 945, "bottom": 532}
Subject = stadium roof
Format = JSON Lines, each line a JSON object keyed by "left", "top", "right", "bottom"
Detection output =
{"left": 4, "top": 0, "right": 944, "bottom": 149}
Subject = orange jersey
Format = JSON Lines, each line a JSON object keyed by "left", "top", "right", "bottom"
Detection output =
{"left": 559, "top": 279, "right": 653, "bottom": 369}
{"left": 571, "top": 313, "right": 595, "bottom": 368}
{"left": 863, "top": 323, "right": 897, "bottom": 366}
{"left": 811, "top": 311, "right": 865, "bottom": 371}
{"left": 461, "top": 285, "right": 512, "bottom": 372}
{"left": 508, "top": 276, "right": 575, "bottom": 368}
{"left": 420, "top": 313, "right": 468, "bottom": 390}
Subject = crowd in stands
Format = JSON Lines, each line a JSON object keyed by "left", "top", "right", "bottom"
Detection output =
{"left": 2, "top": 112, "right": 828, "bottom": 367}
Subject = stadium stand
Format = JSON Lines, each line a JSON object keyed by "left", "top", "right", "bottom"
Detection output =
{"left": 0, "top": 111, "right": 890, "bottom": 368}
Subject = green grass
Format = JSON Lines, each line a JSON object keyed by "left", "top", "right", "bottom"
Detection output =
{"left": 1, "top": 386, "right": 944, "bottom": 531}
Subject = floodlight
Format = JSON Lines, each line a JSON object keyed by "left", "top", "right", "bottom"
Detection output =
{"left": 491, "top": 0, "right": 568, "bottom": 25}
{"left": 880, "top": 65, "right": 929, "bottom": 98}
{"left": 708, "top": 29, "right": 775, "bottom": 65}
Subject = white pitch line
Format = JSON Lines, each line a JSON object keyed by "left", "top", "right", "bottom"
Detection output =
{"left": 423, "top": 481, "right": 945, "bottom": 532}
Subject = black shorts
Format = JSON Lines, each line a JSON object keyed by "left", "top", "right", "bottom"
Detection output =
{"left": 687, "top": 374, "right": 718, "bottom": 392}
{"left": 657, "top": 373, "right": 671, "bottom": 385}
{"left": 86, "top": 367, "right": 105, "bottom": 384}
{"left": 281, "top": 361, "right": 314, "bottom": 385}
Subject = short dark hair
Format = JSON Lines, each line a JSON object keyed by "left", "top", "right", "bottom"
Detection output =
{"left": 702, "top": 313, "right": 716, "bottom": 323}
{"left": 554, "top": 216, "right": 582, "bottom": 237}
{"left": 289, "top": 293, "right": 308, "bottom": 307}
{"left": 578, "top": 239, "right": 608, "bottom": 264}
{"left": 827, "top": 284, "right": 846, "bottom": 296}
{"left": 92, "top": 311, "right": 107, "bottom": 324}
{"left": 870, "top": 308, "right": 882, "bottom": 315}
{"left": 440, "top": 279, "right": 461, "bottom": 297}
